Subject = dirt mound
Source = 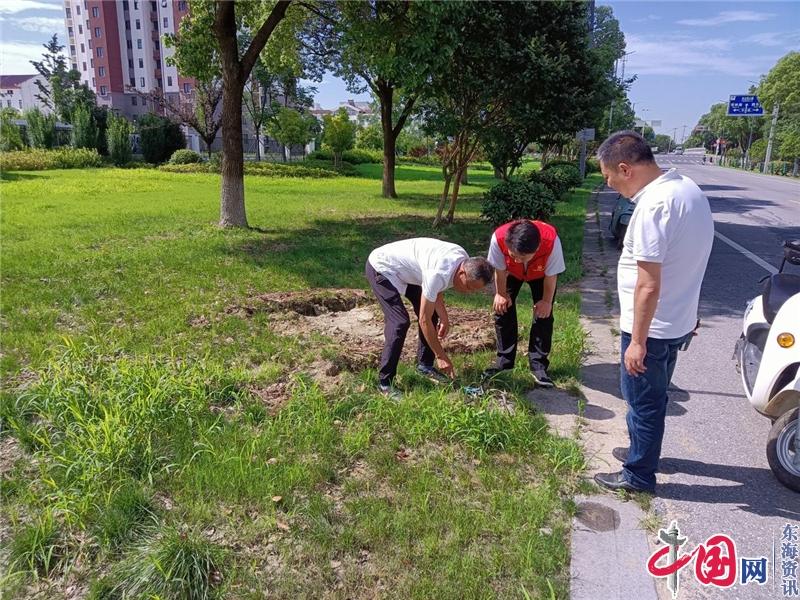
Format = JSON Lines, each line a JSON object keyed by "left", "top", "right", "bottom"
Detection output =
{"left": 229, "top": 289, "right": 496, "bottom": 382}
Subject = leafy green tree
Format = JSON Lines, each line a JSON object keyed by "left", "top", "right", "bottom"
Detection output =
{"left": 139, "top": 114, "right": 186, "bottom": 164}
{"left": 71, "top": 103, "right": 97, "bottom": 149}
{"left": 0, "top": 108, "right": 25, "bottom": 151}
{"left": 267, "top": 107, "right": 314, "bottom": 160}
{"left": 304, "top": 2, "right": 455, "bottom": 198}
{"left": 653, "top": 134, "right": 672, "bottom": 153}
{"left": 747, "top": 138, "right": 768, "bottom": 163}
{"left": 107, "top": 114, "right": 134, "bottom": 166}
{"left": 758, "top": 51, "right": 799, "bottom": 170}
{"left": 166, "top": 0, "right": 296, "bottom": 227}
{"left": 322, "top": 107, "right": 356, "bottom": 166}
{"left": 355, "top": 121, "right": 383, "bottom": 150}
{"left": 24, "top": 108, "right": 56, "bottom": 148}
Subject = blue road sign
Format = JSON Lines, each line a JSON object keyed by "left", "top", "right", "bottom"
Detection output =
{"left": 727, "top": 95, "right": 764, "bottom": 117}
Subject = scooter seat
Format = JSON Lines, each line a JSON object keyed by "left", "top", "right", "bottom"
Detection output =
{"left": 763, "top": 273, "right": 800, "bottom": 323}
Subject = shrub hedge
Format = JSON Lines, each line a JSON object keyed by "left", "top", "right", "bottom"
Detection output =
{"left": 158, "top": 161, "right": 339, "bottom": 178}
{"left": 481, "top": 178, "right": 557, "bottom": 228}
{"left": 169, "top": 149, "right": 202, "bottom": 164}
{"left": 0, "top": 148, "right": 103, "bottom": 171}
{"left": 307, "top": 148, "right": 382, "bottom": 164}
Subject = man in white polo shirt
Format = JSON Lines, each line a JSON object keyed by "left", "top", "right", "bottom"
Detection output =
{"left": 594, "top": 131, "right": 714, "bottom": 493}
{"left": 366, "top": 238, "right": 493, "bottom": 398}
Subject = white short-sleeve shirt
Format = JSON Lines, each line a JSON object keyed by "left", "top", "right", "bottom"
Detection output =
{"left": 368, "top": 238, "right": 468, "bottom": 301}
{"left": 617, "top": 168, "right": 714, "bottom": 339}
{"left": 487, "top": 234, "right": 566, "bottom": 277}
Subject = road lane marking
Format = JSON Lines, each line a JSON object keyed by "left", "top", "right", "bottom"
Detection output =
{"left": 714, "top": 231, "right": 777, "bottom": 274}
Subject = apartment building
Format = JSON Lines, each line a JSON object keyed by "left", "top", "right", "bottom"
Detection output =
{"left": 64, "top": 0, "right": 193, "bottom": 119}
{"left": 0, "top": 75, "right": 53, "bottom": 114}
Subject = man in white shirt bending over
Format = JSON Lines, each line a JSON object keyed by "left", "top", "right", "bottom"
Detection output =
{"left": 594, "top": 130, "right": 714, "bottom": 494}
{"left": 366, "top": 238, "right": 493, "bottom": 398}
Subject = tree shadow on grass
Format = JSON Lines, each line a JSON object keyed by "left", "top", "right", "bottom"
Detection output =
{"left": 0, "top": 171, "right": 47, "bottom": 181}
{"left": 224, "top": 215, "right": 496, "bottom": 289}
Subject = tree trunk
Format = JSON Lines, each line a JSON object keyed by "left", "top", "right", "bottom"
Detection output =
{"left": 434, "top": 173, "right": 452, "bottom": 227}
{"left": 219, "top": 81, "right": 247, "bottom": 227}
{"left": 446, "top": 168, "right": 463, "bottom": 223}
{"left": 379, "top": 85, "right": 397, "bottom": 199}
{"left": 254, "top": 127, "right": 261, "bottom": 161}
{"left": 460, "top": 167, "right": 468, "bottom": 186}
{"left": 494, "top": 166, "right": 503, "bottom": 179}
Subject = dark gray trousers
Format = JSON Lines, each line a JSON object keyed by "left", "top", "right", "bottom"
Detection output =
{"left": 366, "top": 261, "right": 438, "bottom": 386}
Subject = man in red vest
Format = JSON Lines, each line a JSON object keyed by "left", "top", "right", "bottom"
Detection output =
{"left": 483, "top": 220, "right": 565, "bottom": 387}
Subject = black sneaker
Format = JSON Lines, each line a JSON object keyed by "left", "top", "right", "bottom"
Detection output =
{"left": 530, "top": 364, "right": 554, "bottom": 388}
{"left": 594, "top": 471, "right": 653, "bottom": 494}
{"left": 378, "top": 384, "right": 402, "bottom": 401}
{"left": 416, "top": 364, "right": 450, "bottom": 384}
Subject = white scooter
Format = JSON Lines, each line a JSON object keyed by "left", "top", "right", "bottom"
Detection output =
{"left": 735, "top": 239, "right": 800, "bottom": 492}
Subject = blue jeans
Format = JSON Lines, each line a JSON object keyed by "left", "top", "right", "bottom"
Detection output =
{"left": 620, "top": 331, "right": 690, "bottom": 491}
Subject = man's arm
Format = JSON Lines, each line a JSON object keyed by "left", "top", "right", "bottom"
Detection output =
{"left": 420, "top": 293, "right": 454, "bottom": 377}
{"left": 494, "top": 269, "right": 512, "bottom": 314}
{"left": 534, "top": 274, "right": 557, "bottom": 319}
{"left": 434, "top": 293, "right": 450, "bottom": 339}
{"left": 625, "top": 261, "right": 662, "bottom": 376}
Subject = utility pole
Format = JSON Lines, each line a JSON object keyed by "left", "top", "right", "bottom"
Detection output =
{"left": 763, "top": 103, "right": 779, "bottom": 174}
{"left": 681, "top": 124, "right": 687, "bottom": 145}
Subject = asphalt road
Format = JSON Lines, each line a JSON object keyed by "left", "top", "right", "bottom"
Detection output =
{"left": 631, "top": 155, "right": 800, "bottom": 599}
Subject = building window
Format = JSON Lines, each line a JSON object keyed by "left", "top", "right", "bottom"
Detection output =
{"left": 82, "top": 62, "right": 87, "bottom": 71}
{"left": 88, "top": 38, "right": 92, "bottom": 49}
{"left": 137, "top": 39, "right": 142, "bottom": 49}
{"left": 92, "top": 77, "right": 96, "bottom": 87}
{"left": 132, "top": 96, "right": 137, "bottom": 106}
{"left": 78, "top": 24, "right": 82, "bottom": 34}
{"left": 154, "top": 41, "right": 159, "bottom": 50}
{"left": 138, "top": 58, "right": 143, "bottom": 68}
{"left": 122, "top": 0, "right": 129, "bottom": 9}
{"left": 18, "top": 99, "right": 23, "bottom": 108}
{"left": 90, "top": 58, "right": 94, "bottom": 67}
{"left": 72, "top": 62, "right": 78, "bottom": 70}
{"left": 94, "top": 27, "right": 101, "bottom": 38}
{"left": 126, "top": 40, "right": 132, "bottom": 49}
{"left": 100, "top": 85, "right": 107, "bottom": 95}
{"left": 70, "top": 45, "right": 76, "bottom": 55}
{"left": 6, "top": 100, "right": 10, "bottom": 108}
{"left": 134, "top": 1, "right": 138, "bottom": 8}
{"left": 129, "top": 77, "right": 135, "bottom": 86}
{"left": 97, "top": 47, "right": 103, "bottom": 57}
{"left": 167, "top": 75, "right": 172, "bottom": 86}
{"left": 163, "top": 17, "right": 168, "bottom": 28}
{"left": 65, "top": 7, "right": 71, "bottom": 17}
{"left": 99, "top": 66, "right": 105, "bottom": 76}
{"left": 91, "top": 6, "right": 99, "bottom": 17}
{"left": 125, "top": 20, "right": 130, "bottom": 30}
{"left": 75, "top": 4, "right": 80, "bottom": 15}
{"left": 68, "top": 26, "right": 73, "bottom": 36}
{"left": 183, "top": 82, "right": 190, "bottom": 93}
{"left": 178, "top": 1, "right": 187, "bottom": 11}
{"left": 140, "top": 77, "right": 145, "bottom": 87}
{"left": 151, "top": 1, "right": 156, "bottom": 11}
{"left": 128, "top": 59, "right": 133, "bottom": 68}
{"left": 80, "top": 43, "right": 84, "bottom": 52}
{"left": 157, "top": 78, "right": 162, "bottom": 88}
{"left": 135, "top": 19, "right": 140, "bottom": 30}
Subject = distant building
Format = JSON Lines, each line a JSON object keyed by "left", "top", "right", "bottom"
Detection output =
{"left": 64, "top": 0, "right": 193, "bottom": 119}
{"left": 0, "top": 75, "right": 52, "bottom": 114}
{"left": 311, "top": 99, "right": 374, "bottom": 125}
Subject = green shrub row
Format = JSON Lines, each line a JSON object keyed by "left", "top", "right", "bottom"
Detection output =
{"left": 307, "top": 148, "right": 382, "bottom": 164}
{"left": 529, "top": 163, "right": 582, "bottom": 200}
{"left": 168, "top": 149, "right": 202, "bottom": 164}
{"left": 0, "top": 147, "right": 103, "bottom": 171}
{"left": 158, "top": 160, "right": 340, "bottom": 178}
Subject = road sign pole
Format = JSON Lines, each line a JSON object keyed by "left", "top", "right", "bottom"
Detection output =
{"left": 763, "top": 103, "right": 779, "bottom": 174}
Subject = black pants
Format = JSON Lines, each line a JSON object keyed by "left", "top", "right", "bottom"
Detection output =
{"left": 494, "top": 274, "right": 554, "bottom": 370}
{"left": 366, "top": 261, "right": 439, "bottom": 386}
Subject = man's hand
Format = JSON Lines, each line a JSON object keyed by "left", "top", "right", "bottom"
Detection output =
{"left": 436, "top": 356, "right": 455, "bottom": 379}
{"left": 534, "top": 300, "right": 553, "bottom": 319}
{"left": 437, "top": 316, "right": 450, "bottom": 339}
{"left": 493, "top": 293, "right": 512, "bottom": 315}
{"left": 624, "top": 340, "right": 647, "bottom": 376}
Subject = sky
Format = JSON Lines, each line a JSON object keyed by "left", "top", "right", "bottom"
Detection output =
{"left": 1, "top": 0, "right": 798, "bottom": 143}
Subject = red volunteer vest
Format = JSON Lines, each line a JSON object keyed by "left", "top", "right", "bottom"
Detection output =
{"left": 495, "top": 220, "right": 557, "bottom": 281}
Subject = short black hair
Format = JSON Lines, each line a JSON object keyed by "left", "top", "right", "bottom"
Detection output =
{"left": 597, "top": 130, "right": 655, "bottom": 169}
{"left": 505, "top": 221, "right": 540, "bottom": 254}
{"left": 462, "top": 257, "right": 494, "bottom": 285}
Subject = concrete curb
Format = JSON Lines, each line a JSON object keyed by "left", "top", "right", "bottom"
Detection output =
{"left": 569, "top": 187, "right": 659, "bottom": 600}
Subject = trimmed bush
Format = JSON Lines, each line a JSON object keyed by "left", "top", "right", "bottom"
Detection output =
{"left": 541, "top": 159, "right": 578, "bottom": 171}
{"left": 301, "top": 158, "right": 358, "bottom": 176}
{"left": 307, "top": 148, "right": 382, "bottom": 164}
{"left": 159, "top": 160, "right": 340, "bottom": 178}
{"left": 585, "top": 158, "right": 600, "bottom": 174}
{"left": 481, "top": 179, "right": 557, "bottom": 228}
{"left": 0, "top": 147, "right": 103, "bottom": 171}
{"left": 528, "top": 169, "right": 570, "bottom": 200}
{"left": 548, "top": 163, "right": 582, "bottom": 187}
{"left": 169, "top": 149, "right": 202, "bottom": 164}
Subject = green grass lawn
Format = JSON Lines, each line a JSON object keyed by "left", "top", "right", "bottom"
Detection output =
{"left": 0, "top": 163, "right": 602, "bottom": 599}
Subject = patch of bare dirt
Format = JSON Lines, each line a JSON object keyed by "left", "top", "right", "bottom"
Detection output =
{"left": 247, "top": 381, "right": 293, "bottom": 415}
{"left": 228, "top": 289, "right": 495, "bottom": 386}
